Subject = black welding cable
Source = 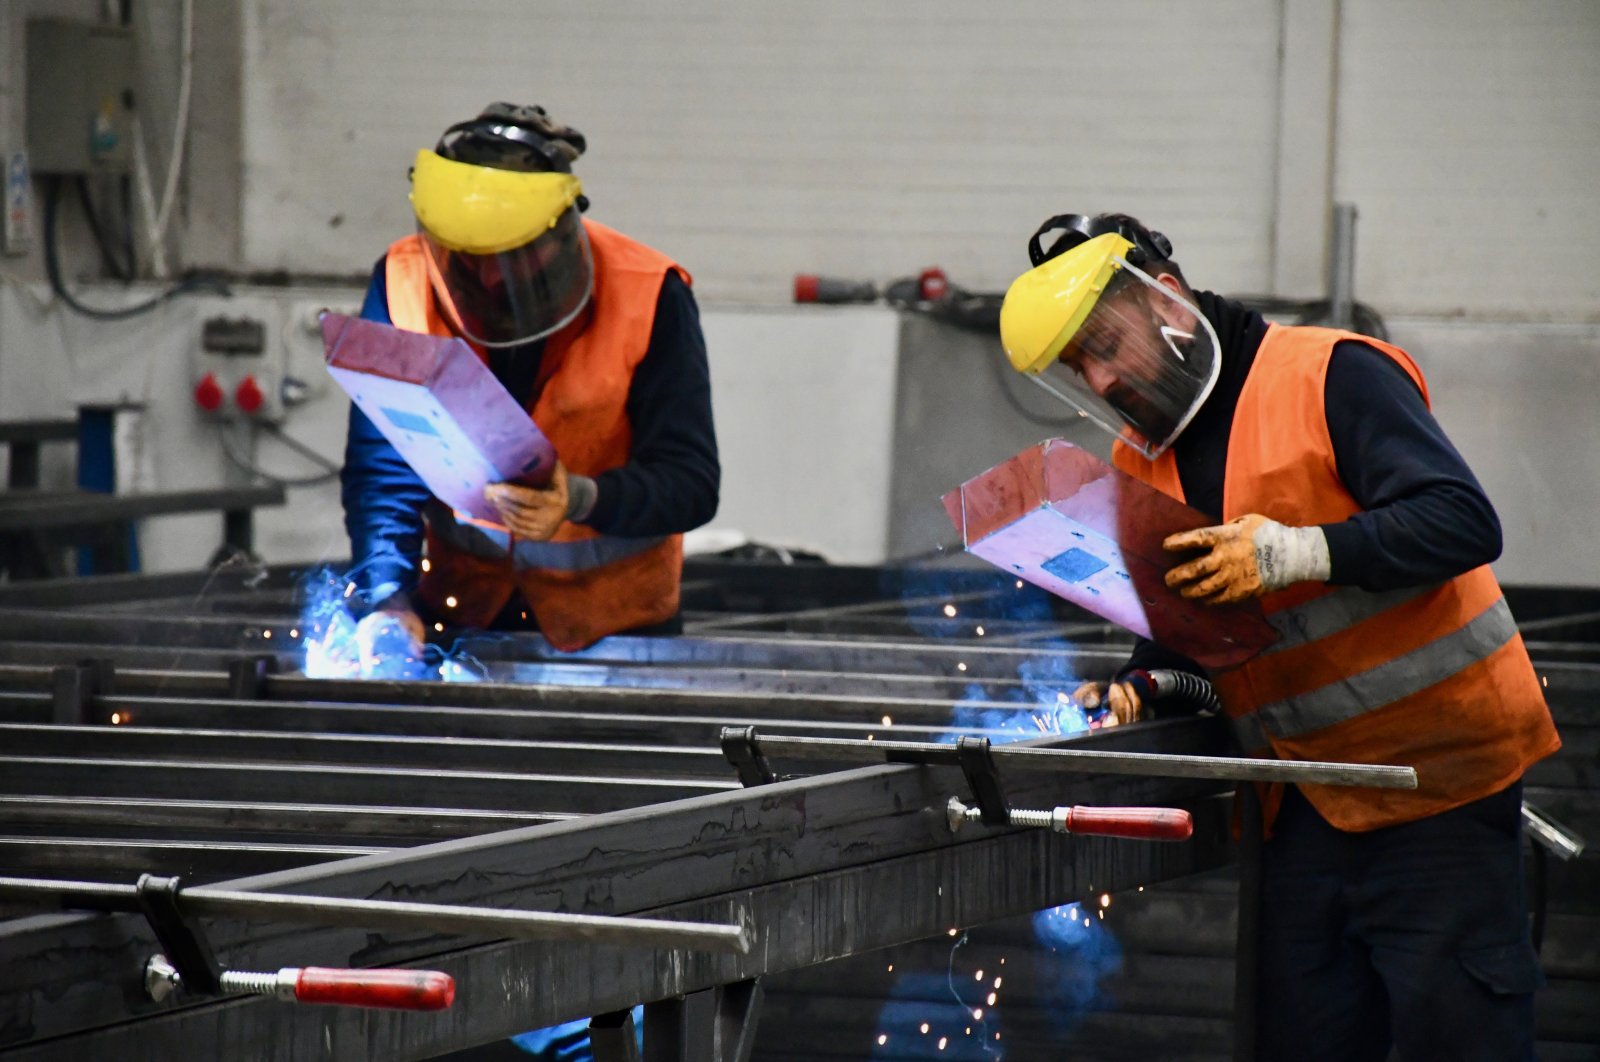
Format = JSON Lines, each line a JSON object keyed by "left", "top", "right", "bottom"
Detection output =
{"left": 217, "top": 422, "right": 341, "bottom": 488}
{"left": 43, "top": 176, "right": 228, "bottom": 320}
{"left": 73, "top": 175, "right": 135, "bottom": 281}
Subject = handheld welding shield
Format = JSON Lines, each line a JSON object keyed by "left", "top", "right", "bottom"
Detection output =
{"left": 409, "top": 104, "right": 595, "bottom": 348}
{"left": 999, "top": 217, "right": 1221, "bottom": 459}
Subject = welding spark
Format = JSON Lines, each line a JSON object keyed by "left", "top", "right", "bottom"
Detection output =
{"left": 421, "top": 558, "right": 431, "bottom": 573}
{"left": 943, "top": 604, "right": 958, "bottom": 617}
{"left": 920, "top": 1023, "right": 930, "bottom": 1035}
{"left": 110, "top": 713, "right": 123, "bottom": 725}
{"left": 262, "top": 629, "right": 272, "bottom": 639}
{"left": 882, "top": 715, "right": 893, "bottom": 726}
{"left": 975, "top": 625, "right": 985, "bottom": 636}
{"left": 1100, "top": 893, "right": 1111, "bottom": 908}
{"left": 987, "top": 991, "right": 997, "bottom": 1006}
{"left": 878, "top": 1034, "right": 887, "bottom": 1046}
{"left": 938, "top": 1037, "right": 948, "bottom": 1050}
{"left": 445, "top": 595, "right": 458, "bottom": 608}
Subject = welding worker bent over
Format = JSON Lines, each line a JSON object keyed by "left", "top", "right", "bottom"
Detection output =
{"left": 341, "top": 103, "right": 719, "bottom": 651}
{"left": 998, "top": 213, "right": 1560, "bottom": 1061}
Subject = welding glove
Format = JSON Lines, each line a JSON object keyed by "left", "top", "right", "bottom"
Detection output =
{"left": 1162, "top": 513, "right": 1331, "bottom": 605}
{"left": 484, "top": 461, "right": 594, "bottom": 542}
{"left": 1073, "top": 680, "right": 1142, "bottom": 727}
{"left": 366, "top": 593, "right": 426, "bottom": 649}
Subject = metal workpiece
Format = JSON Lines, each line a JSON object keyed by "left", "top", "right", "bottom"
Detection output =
{"left": 0, "top": 716, "right": 1231, "bottom": 1053}
{"left": 1522, "top": 802, "right": 1586, "bottom": 861}
{"left": 740, "top": 731, "right": 1420, "bottom": 789}
{"left": 3, "top": 562, "right": 1586, "bottom": 1058}
{"left": 0, "top": 876, "right": 754, "bottom": 954}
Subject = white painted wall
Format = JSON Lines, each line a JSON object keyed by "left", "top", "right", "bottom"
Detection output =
{"left": 1336, "top": 0, "right": 1600, "bottom": 318}
{"left": 2, "top": 0, "right": 1598, "bottom": 586}
{"left": 238, "top": 0, "right": 1285, "bottom": 301}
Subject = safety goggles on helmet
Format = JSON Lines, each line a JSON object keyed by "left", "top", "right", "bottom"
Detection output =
{"left": 410, "top": 149, "right": 594, "bottom": 348}
{"left": 999, "top": 231, "right": 1220, "bottom": 460}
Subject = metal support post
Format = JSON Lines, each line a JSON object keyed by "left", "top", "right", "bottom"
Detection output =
{"left": 1233, "top": 784, "right": 1264, "bottom": 1062}
{"left": 51, "top": 658, "right": 114, "bottom": 725}
{"left": 640, "top": 980, "right": 762, "bottom": 1062}
{"left": 590, "top": 1008, "right": 642, "bottom": 1062}
{"left": 227, "top": 654, "right": 277, "bottom": 700}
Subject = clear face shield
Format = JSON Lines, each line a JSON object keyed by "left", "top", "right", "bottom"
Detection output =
{"left": 419, "top": 204, "right": 595, "bottom": 349}
{"left": 1001, "top": 235, "right": 1221, "bottom": 460}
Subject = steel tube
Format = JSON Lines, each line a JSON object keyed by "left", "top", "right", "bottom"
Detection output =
{"left": 0, "top": 876, "right": 751, "bottom": 954}
{"left": 750, "top": 733, "right": 1418, "bottom": 789}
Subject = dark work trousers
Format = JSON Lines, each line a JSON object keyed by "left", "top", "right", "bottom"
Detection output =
{"left": 1257, "top": 780, "right": 1543, "bottom": 1062}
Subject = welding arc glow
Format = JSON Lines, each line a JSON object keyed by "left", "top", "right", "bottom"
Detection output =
{"left": 296, "top": 567, "right": 486, "bottom": 683}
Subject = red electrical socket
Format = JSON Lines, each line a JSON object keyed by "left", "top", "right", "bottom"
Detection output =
{"left": 194, "top": 372, "right": 225, "bottom": 413}
{"left": 234, "top": 374, "right": 265, "bottom": 416}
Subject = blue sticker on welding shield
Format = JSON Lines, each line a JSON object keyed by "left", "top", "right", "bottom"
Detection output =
{"left": 1041, "top": 547, "right": 1108, "bottom": 584}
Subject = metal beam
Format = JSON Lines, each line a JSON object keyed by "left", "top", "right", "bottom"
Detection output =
{"left": 0, "top": 718, "right": 1228, "bottom": 1049}
{"left": 0, "top": 788, "right": 1231, "bottom": 1059}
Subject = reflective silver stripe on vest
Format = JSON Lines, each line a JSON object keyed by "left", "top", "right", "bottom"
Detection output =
{"left": 1261, "top": 582, "right": 1442, "bottom": 655}
{"left": 1237, "top": 596, "right": 1518, "bottom": 744}
{"left": 429, "top": 509, "right": 666, "bottom": 574}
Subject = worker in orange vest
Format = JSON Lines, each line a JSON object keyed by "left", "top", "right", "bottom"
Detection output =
{"left": 341, "top": 103, "right": 719, "bottom": 653}
{"left": 998, "top": 212, "right": 1559, "bottom": 1061}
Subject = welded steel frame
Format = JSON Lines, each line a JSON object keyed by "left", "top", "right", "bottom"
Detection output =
{"left": 0, "top": 718, "right": 1232, "bottom": 1059}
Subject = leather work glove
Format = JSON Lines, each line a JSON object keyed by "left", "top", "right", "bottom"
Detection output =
{"left": 1073, "top": 680, "right": 1143, "bottom": 727}
{"left": 1163, "top": 513, "right": 1331, "bottom": 605}
{"left": 484, "top": 462, "right": 573, "bottom": 542}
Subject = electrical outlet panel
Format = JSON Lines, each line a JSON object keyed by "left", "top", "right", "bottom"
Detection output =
{"left": 193, "top": 314, "right": 285, "bottom": 423}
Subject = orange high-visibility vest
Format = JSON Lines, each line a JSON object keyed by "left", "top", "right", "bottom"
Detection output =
{"left": 385, "top": 220, "right": 688, "bottom": 651}
{"left": 1114, "top": 324, "right": 1559, "bottom": 831}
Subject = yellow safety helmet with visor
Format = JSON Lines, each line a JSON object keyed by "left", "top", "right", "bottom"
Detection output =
{"left": 408, "top": 103, "right": 596, "bottom": 349}
{"left": 999, "top": 216, "right": 1221, "bottom": 460}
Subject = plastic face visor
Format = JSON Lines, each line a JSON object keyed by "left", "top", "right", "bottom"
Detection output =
{"left": 1024, "top": 258, "right": 1221, "bottom": 460}
{"left": 420, "top": 206, "right": 595, "bottom": 348}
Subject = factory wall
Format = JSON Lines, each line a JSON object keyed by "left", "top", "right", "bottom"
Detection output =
{"left": 1, "top": 1, "right": 1596, "bottom": 584}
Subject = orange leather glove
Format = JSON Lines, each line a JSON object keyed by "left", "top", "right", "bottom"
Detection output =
{"left": 1073, "top": 680, "right": 1143, "bottom": 727}
{"left": 484, "top": 462, "right": 571, "bottom": 542}
{"left": 1163, "top": 513, "right": 1331, "bottom": 605}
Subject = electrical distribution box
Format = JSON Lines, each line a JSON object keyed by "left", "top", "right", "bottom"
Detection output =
{"left": 25, "top": 19, "right": 135, "bottom": 176}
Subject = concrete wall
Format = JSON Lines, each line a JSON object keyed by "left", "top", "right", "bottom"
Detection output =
{"left": 1, "top": 1, "right": 1596, "bottom": 585}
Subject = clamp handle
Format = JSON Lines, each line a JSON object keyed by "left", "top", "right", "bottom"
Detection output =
{"left": 291, "top": 967, "right": 456, "bottom": 1010}
{"left": 1059, "top": 806, "right": 1193, "bottom": 841}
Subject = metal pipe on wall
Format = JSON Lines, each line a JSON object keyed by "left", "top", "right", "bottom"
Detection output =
{"left": 1328, "top": 202, "right": 1357, "bottom": 330}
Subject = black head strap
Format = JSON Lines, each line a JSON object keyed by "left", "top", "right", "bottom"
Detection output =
{"left": 1026, "top": 213, "right": 1173, "bottom": 269}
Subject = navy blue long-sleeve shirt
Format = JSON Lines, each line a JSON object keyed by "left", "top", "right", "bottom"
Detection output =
{"left": 1122, "top": 292, "right": 1501, "bottom": 678}
{"left": 340, "top": 260, "right": 719, "bottom": 604}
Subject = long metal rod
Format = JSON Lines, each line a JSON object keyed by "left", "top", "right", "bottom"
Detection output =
{"left": 0, "top": 876, "right": 751, "bottom": 954}
{"left": 750, "top": 733, "right": 1418, "bottom": 789}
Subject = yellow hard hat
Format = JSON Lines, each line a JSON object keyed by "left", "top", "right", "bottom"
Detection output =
{"left": 999, "top": 232, "right": 1133, "bottom": 374}
{"left": 409, "top": 149, "right": 583, "bottom": 256}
